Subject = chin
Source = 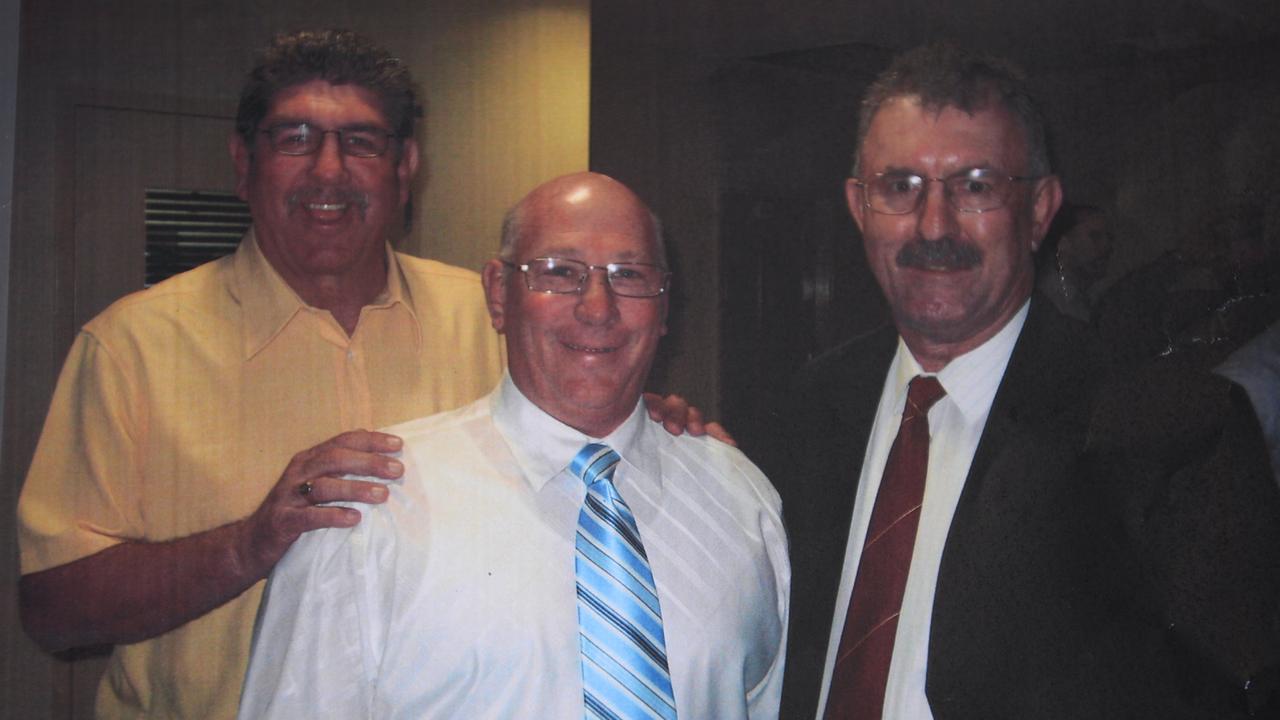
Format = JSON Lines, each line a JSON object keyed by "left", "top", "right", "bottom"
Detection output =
{"left": 900, "top": 309, "right": 977, "bottom": 341}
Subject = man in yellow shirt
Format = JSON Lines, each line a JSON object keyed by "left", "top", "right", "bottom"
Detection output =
{"left": 16, "top": 30, "right": 715, "bottom": 719}
{"left": 16, "top": 29, "right": 502, "bottom": 719}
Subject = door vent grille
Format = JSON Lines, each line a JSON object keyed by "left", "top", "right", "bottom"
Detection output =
{"left": 145, "top": 188, "right": 250, "bottom": 286}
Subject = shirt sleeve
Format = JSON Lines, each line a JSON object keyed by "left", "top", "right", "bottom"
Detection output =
{"left": 17, "top": 331, "right": 146, "bottom": 573}
{"left": 747, "top": 465, "right": 791, "bottom": 720}
{"left": 237, "top": 514, "right": 385, "bottom": 720}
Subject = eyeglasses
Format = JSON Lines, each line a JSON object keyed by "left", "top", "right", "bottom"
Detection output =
{"left": 260, "top": 122, "right": 398, "bottom": 158}
{"left": 853, "top": 169, "right": 1040, "bottom": 215}
{"left": 502, "top": 257, "right": 670, "bottom": 298}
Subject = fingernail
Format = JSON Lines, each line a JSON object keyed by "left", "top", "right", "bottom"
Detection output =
{"left": 386, "top": 436, "right": 403, "bottom": 449}
{"left": 370, "top": 485, "right": 389, "bottom": 502}
{"left": 387, "top": 459, "right": 404, "bottom": 475}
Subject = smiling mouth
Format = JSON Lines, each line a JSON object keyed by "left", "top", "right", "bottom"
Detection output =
{"left": 564, "top": 341, "right": 617, "bottom": 354}
{"left": 288, "top": 187, "right": 370, "bottom": 218}
{"left": 307, "top": 202, "right": 348, "bottom": 212}
{"left": 912, "top": 260, "right": 970, "bottom": 273}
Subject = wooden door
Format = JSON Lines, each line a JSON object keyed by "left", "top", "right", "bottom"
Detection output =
{"left": 718, "top": 193, "right": 888, "bottom": 458}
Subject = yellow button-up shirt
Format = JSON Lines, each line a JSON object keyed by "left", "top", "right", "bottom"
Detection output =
{"left": 18, "top": 231, "right": 505, "bottom": 719}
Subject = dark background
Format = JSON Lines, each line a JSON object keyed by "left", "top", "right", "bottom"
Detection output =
{"left": 591, "top": 0, "right": 1280, "bottom": 453}
{"left": 5, "top": 1, "right": 1279, "bottom": 715}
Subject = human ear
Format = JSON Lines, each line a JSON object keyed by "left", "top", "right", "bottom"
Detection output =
{"left": 481, "top": 259, "right": 508, "bottom": 333}
{"left": 845, "top": 177, "right": 868, "bottom": 234}
{"left": 229, "top": 133, "right": 252, "bottom": 202}
{"left": 1028, "top": 175, "right": 1064, "bottom": 253}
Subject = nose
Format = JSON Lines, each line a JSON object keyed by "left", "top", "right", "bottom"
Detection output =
{"left": 916, "top": 178, "right": 960, "bottom": 241}
{"left": 574, "top": 268, "right": 618, "bottom": 326}
{"left": 308, "top": 131, "right": 350, "bottom": 183}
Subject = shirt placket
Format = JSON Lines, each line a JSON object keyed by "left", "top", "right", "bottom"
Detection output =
{"left": 311, "top": 309, "right": 375, "bottom": 432}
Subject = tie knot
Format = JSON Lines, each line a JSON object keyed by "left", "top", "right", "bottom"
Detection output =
{"left": 571, "top": 443, "right": 621, "bottom": 487}
{"left": 905, "top": 375, "right": 946, "bottom": 419}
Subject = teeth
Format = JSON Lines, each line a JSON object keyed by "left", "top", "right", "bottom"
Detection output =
{"left": 566, "top": 342, "right": 614, "bottom": 353}
{"left": 308, "top": 202, "right": 346, "bottom": 211}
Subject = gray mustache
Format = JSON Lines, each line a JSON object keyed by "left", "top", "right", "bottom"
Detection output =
{"left": 896, "top": 237, "right": 983, "bottom": 271}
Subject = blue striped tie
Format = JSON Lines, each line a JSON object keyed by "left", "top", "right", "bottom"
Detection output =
{"left": 573, "top": 443, "right": 677, "bottom": 720}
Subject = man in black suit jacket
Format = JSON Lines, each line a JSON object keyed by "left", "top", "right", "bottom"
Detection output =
{"left": 772, "top": 43, "right": 1280, "bottom": 719}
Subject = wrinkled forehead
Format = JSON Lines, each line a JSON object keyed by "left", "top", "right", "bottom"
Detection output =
{"left": 860, "top": 95, "right": 1031, "bottom": 172}
{"left": 263, "top": 79, "right": 391, "bottom": 126}
{"left": 518, "top": 224, "right": 661, "bottom": 265}
{"left": 519, "top": 186, "right": 662, "bottom": 261}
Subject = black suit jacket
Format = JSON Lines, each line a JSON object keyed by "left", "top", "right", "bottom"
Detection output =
{"left": 771, "top": 298, "right": 1280, "bottom": 719}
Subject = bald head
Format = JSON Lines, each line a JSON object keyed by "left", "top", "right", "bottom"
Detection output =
{"left": 499, "top": 172, "right": 666, "bottom": 267}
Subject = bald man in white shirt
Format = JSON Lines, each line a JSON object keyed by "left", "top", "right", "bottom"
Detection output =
{"left": 239, "top": 172, "right": 789, "bottom": 719}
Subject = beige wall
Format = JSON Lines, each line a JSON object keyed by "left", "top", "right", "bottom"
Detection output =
{"left": 411, "top": 3, "right": 590, "bottom": 270}
{"left": 3, "top": 2, "right": 587, "bottom": 716}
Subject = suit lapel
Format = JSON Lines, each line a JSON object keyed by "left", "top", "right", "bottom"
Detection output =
{"left": 809, "top": 324, "right": 898, "bottom": 587}
{"left": 956, "top": 299, "right": 1085, "bottom": 501}
{"left": 777, "top": 323, "right": 897, "bottom": 720}
{"left": 926, "top": 299, "right": 1105, "bottom": 715}
{"left": 834, "top": 330, "right": 898, "bottom": 458}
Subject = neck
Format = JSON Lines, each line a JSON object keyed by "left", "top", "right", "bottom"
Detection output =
{"left": 284, "top": 264, "right": 386, "bottom": 336}
{"left": 901, "top": 339, "right": 964, "bottom": 373}
{"left": 269, "top": 256, "right": 388, "bottom": 338}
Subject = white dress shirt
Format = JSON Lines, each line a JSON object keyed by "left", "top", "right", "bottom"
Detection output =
{"left": 815, "top": 302, "right": 1028, "bottom": 720}
{"left": 239, "top": 374, "right": 790, "bottom": 719}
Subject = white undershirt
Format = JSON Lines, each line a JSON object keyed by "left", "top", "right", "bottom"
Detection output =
{"left": 815, "top": 301, "right": 1028, "bottom": 719}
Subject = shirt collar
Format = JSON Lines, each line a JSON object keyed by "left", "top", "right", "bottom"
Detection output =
{"left": 490, "top": 372, "right": 661, "bottom": 495}
{"left": 231, "top": 228, "right": 420, "bottom": 359}
{"left": 893, "top": 299, "right": 1029, "bottom": 423}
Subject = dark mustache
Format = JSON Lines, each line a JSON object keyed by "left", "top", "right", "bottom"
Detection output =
{"left": 287, "top": 186, "right": 370, "bottom": 210}
{"left": 896, "top": 237, "right": 983, "bottom": 271}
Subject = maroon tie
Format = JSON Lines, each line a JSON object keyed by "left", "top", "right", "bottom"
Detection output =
{"left": 824, "top": 375, "right": 947, "bottom": 720}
